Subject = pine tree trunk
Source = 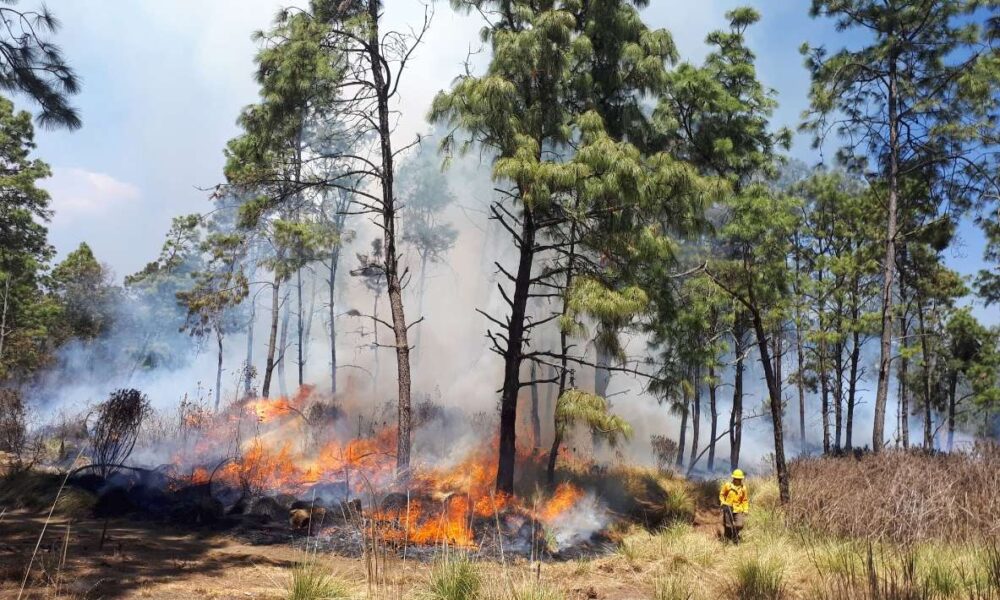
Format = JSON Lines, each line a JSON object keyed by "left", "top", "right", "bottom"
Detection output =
{"left": 530, "top": 361, "right": 541, "bottom": 449}
{"left": 366, "top": 0, "right": 413, "bottom": 480}
{"left": 413, "top": 252, "right": 429, "bottom": 362}
{"left": 688, "top": 364, "right": 701, "bottom": 468}
{"left": 917, "top": 300, "right": 934, "bottom": 450}
{"left": 245, "top": 298, "right": 255, "bottom": 398}
{"left": 547, "top": 222, "right": 576, "bottom": 485}
{"left": 795, "top": 317, "right": 807, "bottom": 447}
{"left": 846, "top": 329, "right": 860, "bottom": 450}
{"left": 898, "top": 247, "right": 910, "bottom": 448}
{"left": 496, "top": 207, "right": 536, "bottom": 494}
{"left": 820, "top": 351, "right": 831, "bottom": 454}
{"left": 749, "top": 305, "right": 790, "bottom": 503}
{"left": 297, "top": 266, "right": 304, "bottom": 387}
{"left": 818, "top": 267, "right": 831, "bottom": 454}
{"left": 834, "top": 335, "right": 844, "bottom": 451}
{"left": 898, "top": 301, "right": 910, "bottom": 449}
{"left": 729, "top": 323, "right": 745, "bottom": 469}
{"left": 676, "top": 385, "right": 689, "bottom": 469}
{"left": 261, "top": 278, "right": 281, "bottom": 399}
{"left": 546, "top": 427, "right": 563, "bottom": 485}
{"left": 595, "top": 342, "right": 611, "bottom": 400}
{"left": 215, "top": 325, "right": 224, "bottom": 412}
{"left": 708, "top": 363, "right": 718, "bottom": 471}
{"left": 328, "top": 253, "right": 339, "bottom": 395}
{"left": 947, "top": 369, "right": 958, "bottom": 451}
{"left": 277, "top": 289, "right": 291, "bottom": 397}
{"left": 872, "top": 54, "right": 900, "bottom": 453}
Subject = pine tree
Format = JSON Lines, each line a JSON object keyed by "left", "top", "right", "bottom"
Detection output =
{"left": 803, "top": 0, "right": 1000, "bottom": 451}
{"left": 0, "top": 97, "right": 58, "bottom": 378}
{"left": 433, "top": 0, "right": 710, "bottom": 494}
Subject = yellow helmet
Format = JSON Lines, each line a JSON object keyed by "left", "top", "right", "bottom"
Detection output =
{"left": 732, "top": 469, "right": 745, "bottom": 479}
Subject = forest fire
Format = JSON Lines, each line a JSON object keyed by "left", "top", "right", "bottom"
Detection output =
{"left": 168, "top": 387, "right": 605, "bottom": 551}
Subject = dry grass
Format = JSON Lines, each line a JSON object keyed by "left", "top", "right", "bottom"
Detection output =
{"left": 5, "top": 452, "right": 1000, "bottom": 599}
{"left": 786, "top": 443, "right": 1000, "bottom": 544}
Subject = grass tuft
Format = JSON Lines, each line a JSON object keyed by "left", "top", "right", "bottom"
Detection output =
{"left": 729, "top": 557, "right": 784, "bottom": 600}
{"left": 286, "top": 562, "right": 349, "bottom": 600}
{"left": 654, "top": 574, "right": 694, "bottom": 600}
{"left": 423, "top": 556, "right": 481, "bottom": 600}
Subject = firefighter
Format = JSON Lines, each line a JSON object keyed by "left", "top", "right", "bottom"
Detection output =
{"left": 719, "top": 469, "right": 749, "bottom": 541}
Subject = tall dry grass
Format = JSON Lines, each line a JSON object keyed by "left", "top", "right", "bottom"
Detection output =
{"left": 786, "top": 443, "right": 999, "bottom": 544}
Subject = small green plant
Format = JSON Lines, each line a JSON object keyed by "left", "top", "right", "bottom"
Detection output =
{"left": 984, "top": 542, "right": 1000, "bottom": 592}
{"left": 287, "top": 562, "right": 348, "bottom": 600}
{"left": 423, "top": 556, "right": 481, "bottom": 600}
{"left": 923, "top": 563, "right": 959, "bottom": 597}
{"left": 730, "top": 557, "right": 784, "bottom": 600}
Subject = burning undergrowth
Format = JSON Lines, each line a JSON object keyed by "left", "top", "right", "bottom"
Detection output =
{"left": 56, "top": 386, "right": 634, "bottom": 559}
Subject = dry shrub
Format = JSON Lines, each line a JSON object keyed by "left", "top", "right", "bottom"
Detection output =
{"left": 786, "top": 443, "right": 999, "bottom": 544}
{"left": 0, "top": 388, "right": 26, "bottom": 455}
{"left": 90, "top": 388, "right": 151, "bottom": 478}
{"left": 650, "top": 435, "right": 679, "bottom": 472}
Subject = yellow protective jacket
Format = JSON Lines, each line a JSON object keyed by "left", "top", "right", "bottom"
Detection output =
{"left": 719, "top": 481, "right": 749, "bottom": 514}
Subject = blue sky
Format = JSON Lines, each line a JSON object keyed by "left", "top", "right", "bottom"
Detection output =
{"left": 28, "top": 0, "right": 997, "bottom": 325}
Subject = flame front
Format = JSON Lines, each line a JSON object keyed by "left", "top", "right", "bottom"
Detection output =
{"left": 172, "top": 387, "right": 591, "bottom": 548}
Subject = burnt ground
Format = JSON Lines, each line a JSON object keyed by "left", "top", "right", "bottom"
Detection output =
{"left": 0, "top": 509, "right": 648, "bottom": 599}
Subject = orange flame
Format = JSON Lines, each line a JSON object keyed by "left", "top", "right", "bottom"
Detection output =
{"left": 172, "top": 386, "right": 591, "bottom": 547}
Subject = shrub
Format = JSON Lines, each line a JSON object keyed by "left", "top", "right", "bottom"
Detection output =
{"left": 729, "top": 557, "right": 784, "bottom": 600}
{"left": 90, "top": 389, "right": 151, "bottom": 478}
{"left": 0, "top": 388, "right": 26, "bottom": 455}
{"left": 786, "top": 444, "right": 1000, "bottom": 544}
{"left": 287, "top": 562, "right": 349, "bottom": 600}
{"left": 651, "top": 435, "right": 679, "bottom": 472}
{"left": 423, "top": 556, "right": 480, "bottom": 600}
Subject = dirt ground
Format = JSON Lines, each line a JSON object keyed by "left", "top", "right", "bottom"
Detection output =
{"left": 0, "top": 509, "right": 652, "bottom": 599}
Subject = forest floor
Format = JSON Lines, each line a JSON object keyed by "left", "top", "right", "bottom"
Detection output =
{"left": 2, "top": 467, "right": 998, "bottom": 599}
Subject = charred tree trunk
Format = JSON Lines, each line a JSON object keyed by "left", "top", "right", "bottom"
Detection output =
{"left": 261, "top": 277, "right": 282, "bottom": 399}
{"left": 497, "top": 207, "right": 536, "bottom": 494}
{"left": 708, "top": 363, "right": 719, "bottom": 471}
